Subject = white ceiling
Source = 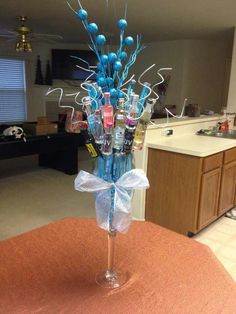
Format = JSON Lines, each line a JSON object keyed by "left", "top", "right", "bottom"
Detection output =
{"left": 0, "top": 0, "right": 235, "bottom": 44}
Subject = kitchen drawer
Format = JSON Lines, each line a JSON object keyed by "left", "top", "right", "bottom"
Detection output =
{"left": 202, "top": 153, "right": 223, "bottom": 172}
{"left": 224, "top": 147, "right": 236, "bottom": 164}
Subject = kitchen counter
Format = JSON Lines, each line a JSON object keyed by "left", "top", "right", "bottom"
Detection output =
{"left": 149, "top": 114, "right": 224, "bottom": 129}
{"left": 147, "top": 134, "right": 236, "bottom": 157}
{"left": 132, "top": 114, "right": 236, "bottom": 220}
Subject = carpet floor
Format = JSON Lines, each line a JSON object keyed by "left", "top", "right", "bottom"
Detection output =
{"left": 0, "top": 149, "right": 95, "bottom": 240}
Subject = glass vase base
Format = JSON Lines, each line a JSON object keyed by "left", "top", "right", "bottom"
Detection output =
{"left": 95, "top": 270, "right": 127, "bottom": 289}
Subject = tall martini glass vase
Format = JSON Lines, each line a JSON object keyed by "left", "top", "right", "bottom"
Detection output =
{"left": 95, "top": 155, "right": 130, "bottom": 289}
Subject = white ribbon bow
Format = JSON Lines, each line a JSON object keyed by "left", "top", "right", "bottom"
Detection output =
{"left": 74, "top": 169, "right": 149, "bottom": 232}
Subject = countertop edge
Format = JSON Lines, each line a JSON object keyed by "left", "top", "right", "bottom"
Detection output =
{"left": 146, "top": 135, "right": 236, "bottom": 157}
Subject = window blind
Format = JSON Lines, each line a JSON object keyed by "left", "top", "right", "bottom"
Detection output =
{"left": 0, "top": 58, "right": 26, "bottom": 122}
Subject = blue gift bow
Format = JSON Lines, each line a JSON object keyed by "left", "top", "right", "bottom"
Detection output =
{"left": 74, "top": 169, "right": 149, "bottom": 232}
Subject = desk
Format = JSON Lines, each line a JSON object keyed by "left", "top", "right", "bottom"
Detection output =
{"left": 0, "top": 218, "right": 236, "bottom": 313}
{"left": 0, "top": 133, "right": 84, "bottom": 174}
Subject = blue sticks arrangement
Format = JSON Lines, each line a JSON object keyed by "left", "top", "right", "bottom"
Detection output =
{"left": 66, "top": 1, "right": 168, "bottom": 232}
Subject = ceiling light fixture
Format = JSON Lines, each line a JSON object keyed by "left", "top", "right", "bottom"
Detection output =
{"left": 0, "top": 16, "right": 63, "bottom": 52}
{"left": 16, "top": 39, "right": 32, "bottom": 52}
{"left": 15, "top": 16, "right": 32, "bottom": 52}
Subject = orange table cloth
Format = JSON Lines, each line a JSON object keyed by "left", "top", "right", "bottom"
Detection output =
{"left": 0, "top": 218, "right": 236, "bottom": 313}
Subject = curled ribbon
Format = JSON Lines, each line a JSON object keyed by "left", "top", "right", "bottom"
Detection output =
{"left": 74, "top": 169, "right": 149, "bottom": 233}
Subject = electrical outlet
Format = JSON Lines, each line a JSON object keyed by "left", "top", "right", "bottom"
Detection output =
{"left": 164, "top": 128, "right": 173, "bottom": 136}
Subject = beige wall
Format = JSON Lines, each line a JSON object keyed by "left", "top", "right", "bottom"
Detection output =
{"left": 227, "top": 28, "right": 236, "bottom": 113}
{"left": 133, "top": 39, "right": 232, "bottom": 114}
{"left": 0, "top": 38, "right": 232, "bottom": 121}
{"left": 133, "top": 40, "right": 186, "bottom": 112}
{"left": 181, "top": 40, "right": 232, "bottom": 113}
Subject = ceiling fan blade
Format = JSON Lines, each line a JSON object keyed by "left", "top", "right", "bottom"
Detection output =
{"left": 0, "top": 34, "right": 16, "bottom": 38}
{"left": 7, "top": 30, "right": 18, "bottom": 36}
{"left": 6, "top": 38, "right": 17, "bottom": 42}
{"left": 0, "top": 18, "right": 63, "bottom": 46}
{"left": 29, "top": 33, "right": 63, "bottom": 40}
{"left": 0, "top": 29, "right": 18, "bottom": 36}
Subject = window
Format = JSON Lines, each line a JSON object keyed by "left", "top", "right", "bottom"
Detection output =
{"left": 0, "top": 58, "right": 27, "bottom": 122}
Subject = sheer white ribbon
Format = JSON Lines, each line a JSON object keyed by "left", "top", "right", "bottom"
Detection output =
{"left": 74, "top": 169, "right": 149, "bottom": 232}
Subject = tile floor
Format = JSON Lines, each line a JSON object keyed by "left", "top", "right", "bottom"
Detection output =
{"left": 194, "top": 216, "right": 236, "bottom": 281}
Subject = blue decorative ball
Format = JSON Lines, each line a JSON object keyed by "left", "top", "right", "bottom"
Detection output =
{"left": 87, "top": 23, "right": 98, "bottom": 34}
{"left": 110, "top": 88, "right": 118, "bottom": 98}
{"left": 119, "top": 91, "right": 126, "bottom": 98}
{"left": 97, "top": 77, "right": 107, "bottom": 87}
{"left": 97, "top": 62, "right": 103, "bottom": 71}
{"left": 120, "top": 51, "right": 128, "bottom": 60}
{"left": 108, "top": 52, "right": 117, "bottom": 63}
{"left": 77, "top": 9, "right": 88, "bottom": 21}
{"left": 96, "top": 34, "right": 106, "bottom": 46}
{"left": 124, "top": 36, "right": 134, "bottom": 46}
{"left": 113, "top": 61, "right": 122, "bottom": 71}
{"left": 118, "top": 19, "right": 127, "bottom": 30}
{"left": 101, "top": 54, "right": 109, "bottom": 64}
{"left": 106, "top": 77, "right": 114, "bottom": 87}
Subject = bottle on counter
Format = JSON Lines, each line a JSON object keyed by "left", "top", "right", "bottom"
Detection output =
{"left": 122, "top": 118, "right": 138, "bottom": 154}
{"left": 94, "top": 110, "right": 104, "bottom": 145}
{"left": 219, "top": 120, "right": 229, "bottom": 132}
{"left": 102, "top": 122, "right": 113, "bottom": 155}
{"left": 133, "top": 98, "right": 155, "bottom": 150}
{"left": 101, "top": 92, "right": 114, "bottom": 128}
{"left": 80, "top": 122, "right": 101, "bottom": 158}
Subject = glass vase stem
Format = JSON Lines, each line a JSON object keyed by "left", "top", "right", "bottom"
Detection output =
{"left": 108, "top": 229, "right": 116, "bottom": 272}
{"left": 95, "top": 228, "right": 127, "bottom": 288}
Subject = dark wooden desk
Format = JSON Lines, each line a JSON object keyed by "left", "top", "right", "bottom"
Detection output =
{"left": 0, "top": 133, "right": 84, "bottom": 175}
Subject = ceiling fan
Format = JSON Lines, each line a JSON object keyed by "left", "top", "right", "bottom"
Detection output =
{"left": 0, "top": 16, "right": 63, "bottom": 52}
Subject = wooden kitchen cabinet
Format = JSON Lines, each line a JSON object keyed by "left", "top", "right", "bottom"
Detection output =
{"left": 145, "top": 148, "right": 228, "bottom": 235}
{"left": 218, "top": 162, "right": 236, "bottom": 214}
{"left": 198, "top": 168, "right": 221, "bottom": 230}
{"left": 218, "top": 148, "right": 236, "bottom": 215}
{"left": 146, "top": 149, "right": 203, "bottom": 235}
